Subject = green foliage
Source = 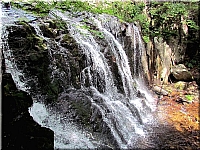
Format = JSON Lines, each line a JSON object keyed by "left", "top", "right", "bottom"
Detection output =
{"left": 186, "top": 20, "right": 199, "bottom": 30}
{"left": 11, "top": 1, "right": 145, "bottom": 23}
{"left": 186, "top": 62, "right": 194, "bottom": 68}
{"left": 11, "top": 0, "right": 199, "bottom": 44}
{"left": 185, "top": 58, "right": 197, "bottom": 68}
{"left": 185, "top": 95, "right": 194, "bottom": 102}
{"left": 34, "top": 1, "right": 51, "bottom": 13}
{"left": 11, "top": 1, "right": 46, "bottom": 16}
{"left": 149, "top": 1, "right": 199, "bottom": 40}
{"left": 142, "top": 35, "right": 150, "bottom": 43}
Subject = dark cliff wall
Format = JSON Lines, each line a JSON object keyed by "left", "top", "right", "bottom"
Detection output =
{"left": 1, "top": 61, "right": 54, "bottom": 149}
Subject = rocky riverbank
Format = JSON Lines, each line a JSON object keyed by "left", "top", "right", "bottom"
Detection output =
{"left": 154, "top": 76, "right": 199, "bottom": 149}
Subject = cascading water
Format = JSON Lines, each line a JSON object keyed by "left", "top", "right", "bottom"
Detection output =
{"left": 131, "top": 24, "right": 156, "bottom": 113}
{"left": 92, "top": 16, "right": 136, "bottom": 100}
{"left": 49, "top": 10, "right": 156, "bottom": 148}
{"left": 1, "top": 5, "right": 157, "bottom": 149}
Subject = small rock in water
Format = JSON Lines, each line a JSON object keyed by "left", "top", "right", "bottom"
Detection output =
{"left": 137, "top": 90, "right": 145, "bottom": 98}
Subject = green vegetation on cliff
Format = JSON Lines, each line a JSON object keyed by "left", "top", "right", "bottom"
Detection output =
{"left": 11, "top": 0, "right": 199, "bottom": 44}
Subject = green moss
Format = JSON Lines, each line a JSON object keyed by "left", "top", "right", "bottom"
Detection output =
{"left": 78, "top": 24, "right": 104, "bottom": 39}
{"left": 26, "top": 33, "right": 47, "bottom": 51}
{"left": 185, "top": 95, "right": 194, "bottom": 102}
{"left": 91, "top": 30, "right": 104, "bottom": 39}
{"left": 18, "top": 21, "right": 33, "bottom": 33}
{"left": 17, "top": 17, "right": 30, "bottom": 22}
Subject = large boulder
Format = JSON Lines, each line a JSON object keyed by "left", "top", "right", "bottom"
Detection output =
{"left": 171, "top": 64, "right": 194, "bottom": 81}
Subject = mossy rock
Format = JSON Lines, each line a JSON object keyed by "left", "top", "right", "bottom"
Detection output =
{"left": 39, "top": 24, "right": 57, "bottom": 38}
{"left": 71, "top": 100, "right": 91, "bottom": 125}
{"left": 17, "top": 21, "right": 34, "bottom": 34}
{"left": 7, "top": 22, "right": 58, "bottom": 104}
{"left": 45, "top": 19, "right": 57, "bottom": 29}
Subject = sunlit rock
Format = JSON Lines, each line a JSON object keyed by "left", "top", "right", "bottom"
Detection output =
{"left": 154, "top": 37, "right": 172, "bottom": 84}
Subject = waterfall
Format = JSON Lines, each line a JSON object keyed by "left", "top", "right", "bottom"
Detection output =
{"left": 1, "top": 6, "right": 156, "bottom": 149}
{"left": 49, "top": 10, "right": 156, "bottom": 148}
{"left": 92, "top": 17, "right": 137, "bottom": 99}
{"left": 131, "top": 24, "right": 156, "bottom": 112}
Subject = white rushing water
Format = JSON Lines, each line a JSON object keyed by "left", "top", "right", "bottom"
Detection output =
{"left": 0, "top": 2, "right": 37, "bottom": 92}
{"left": 28, "top": 22, "right": 101, "bottom": 149}
{"left": 93, "top": 17, "right": 136, "bottom": 99}
{"left": 0, "top": 3, "right": 3, "bottom": 149}
{"left": 29, "top": 102, "right": 96, "bottom": 149}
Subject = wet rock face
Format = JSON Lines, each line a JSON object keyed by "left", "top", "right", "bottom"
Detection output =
{"left": 2, "top": 73, "right": 54, "bottom": 150}
{"left": 7, "top": 21, "right": 61, "bottom": 103}
{"left": 5, "top": 18, "right": 86, "bottom": 102}
{"left": 7, "top": 22, "right": 49, "bottom": 78}
{"left": 54, "top": 89, "right": 119, "bottom": 148}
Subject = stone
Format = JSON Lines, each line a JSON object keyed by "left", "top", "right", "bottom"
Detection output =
{"left": 171, "top": 64, "right": 194, "bottom": 81}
